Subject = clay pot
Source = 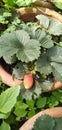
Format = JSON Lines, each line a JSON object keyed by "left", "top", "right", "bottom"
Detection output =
{"left": 0, "top": 65, "right": 62, "bottom": 90}
{"left": 0, "top": 1, "right": 62, "bottom": 89}
{"left": 0, "top": 65, "right": 21, "bottom": 87}
{"left": 16, "top": 5, "right": 62, "bottom": 23}
{"left": 19, "top": 107, "right": 62, "bottom": 130}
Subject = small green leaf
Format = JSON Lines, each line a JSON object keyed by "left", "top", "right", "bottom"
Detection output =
{"left": 3, "top": 54, "right": 17, "bottom": 64}
{"left": 51, "top": 62, "right": 62, "bottom": 82}
{"left": 13, "top": 63, "right": 25, "bottom": 79}
{"left": 14, "top": 108, "right": 27, "bottom": 118}
{"left": 40, "top": 35, "right": 53, "bottom": 48}
{"left": 0, "top": 86, "right": 20, "bottom": 113}
{"left": 47, "top": 46, "right": 62, "bottom": 63}
{"left": 0, "top": 121, "right": 11, "bottom": 130}
{"left": 14, "top": 99, "right": 28, "bottom": 118}
{"left": 48, "top": 18, "right": 62, "bottom": 35}
{"left": 36, "top": 14, "right": 49, "bottom": 28}
{"left": 36, "top": 96, "right": 46, "bottom": 108}
{"left": 47, "top": 96, "right": 59, "bottom": 108}
{"left": 52, "top": 91, "right": 62, "bottom": 102}
{"left": 27, "top": 109, "right": 35, "bottom": 119}
{"left": 15, "top": 102, "right": 28, "bottom": 110}
{"left": 35, "top": 29, "right": 46, "bottom": 40}
{"left": 26, "top": 100, "right": 34, "bottom": 109}
{"left": 36, "top": 54, "right": 52, "bottom": 75}
{"left": 35, "top": 29, "right": 53, "bottom": 48}
{"left": 3, "top": 0, "right": 15, "bottom": 9}
{"left": 0, "top": 9, "right": 11, "bottom": 24}
{"left": 16, "top": 0, "right": 36, "bottom": 7}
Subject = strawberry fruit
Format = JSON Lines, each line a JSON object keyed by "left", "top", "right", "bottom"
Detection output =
{"left": 23, "top": 74, "right": 34, "bottom": 89}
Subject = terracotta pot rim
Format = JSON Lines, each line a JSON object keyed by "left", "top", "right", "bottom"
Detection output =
{"left": 16, "top": 6, "right": 62, "bottom": 23}
{"left": 19, "top": 107, "right": 62, "bottom": 130}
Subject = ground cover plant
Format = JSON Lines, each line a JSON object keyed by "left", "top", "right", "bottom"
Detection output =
{"left": 0, "top": 14, "right": 62, "bottom": 99}
{"left": 32, "top": 114, "right": 62, "bottom": 130}
{"left": 0, "top": 0, "right": 62, "bottom": 130}
{"left": 0, "top": 79, "right": 62, "bottom": 130}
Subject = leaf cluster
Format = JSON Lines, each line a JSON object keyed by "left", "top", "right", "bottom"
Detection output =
{"left": 0, "top": 14, "right": 62, "bottom": 99}
{"left": 0, "top": 0, "right": 36, "bottom": 9}
{"left": 0, "top": 81, "right": 61, "bottom": 129}
{"left": 0, "top": 9, "right": 11, "bottom": 24}
{"left": 33, "top": 114, "right": 62, "bottom": 130}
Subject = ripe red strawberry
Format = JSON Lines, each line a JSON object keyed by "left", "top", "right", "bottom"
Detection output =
{"left": 23, "top": 74, "right": 34, "bottom": 89}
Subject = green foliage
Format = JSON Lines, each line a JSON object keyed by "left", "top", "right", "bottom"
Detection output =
{"left": 14, "top": 101, "right": 28, "bottom": 118}
{"left": 13, "top": 63, "right": 25, "bottom": 79}
{"left": 0, "top": 30, "right": 40, "bottom": 63}
{"left": 3, "top": 0, "right": 15, "bottom": 9}
{"left": 36, "top": 96, "right": 46, "bottom": 108}
{"left": 0, "top": 85, "right": 20, "bottom": 113}
{"left": 16, "top": 0, "right": 36, "bottom": 7}
{"left": 0, "top": 1, "right": 62, "bottom": 130}
{"left": 52, "top": 0, "right": 62, "bottom": 10}
{"left": 22, "top": 25, "right": 53, "bottom": 48}
{"left": 47, "top": 46, "right": 62, "bottom": 63}
{"left": 36, "top": 46, "right": 62, "bottom": 83}
{"left": 0, "top": 19, "right": 62, "bottom": 99}
{"left": 54, "top": 118, "right": 62, "bottom": 130}
{"left": 20, "top": 83, "right": 41, "bottom": 100}
{"left": 1, "top": 0, "right": 36, "bottom": 9}
{"left": 0, "top": 9, "right": 11, "bottom": 24}
{"left": 33, "top": 114, "right": 55, "bottom": 130}
{"left": 33, "top": 115, "right": 62, "bottom": 130}
{"left": 36, "top": 54, "right": 52, "bottom": 75}
{"left": 0, "top": 121, "right": 11, "bottom": 130}
{"left": 36, "top": 14, "right": 62, "bottom": 35}
{"left": 0, "top": 81, "right": 61, "bottom": 129}
{"left": 47, "top": 95, "right": 59, "bottom": 108}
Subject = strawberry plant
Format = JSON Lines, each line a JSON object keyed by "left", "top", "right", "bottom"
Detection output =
{"left": 0, "top": 0, "right": 62, "bottom": 130}
{"left": 0, "top": 14, "right": 62, "bottom": 99}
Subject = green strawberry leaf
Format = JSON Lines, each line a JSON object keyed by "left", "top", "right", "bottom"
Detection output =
{"left": 0, "top": 30, "right": 41, "bottom": 63}
{"left": 51, "top": 62, "right": 62, "bottom": 82}
{"left": 54, "top": 118, "right": 62, "bottom": 130}
{"left": 33, "top": 114, "right": 55, "bottom": 130}
{"left": 36, "top": 54, "right": 52, "bottom": 75}
{"left": 47, "top": 46, "right": 62, "bottom": 63}
{"left": 13, "top": 63, "right": 26, "bottom": 79}
{"left": 36, "top": 14, "right": 49, "bottom": 28}
{"left": 48, "top": 18, "right": 62, "bottom": 35}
